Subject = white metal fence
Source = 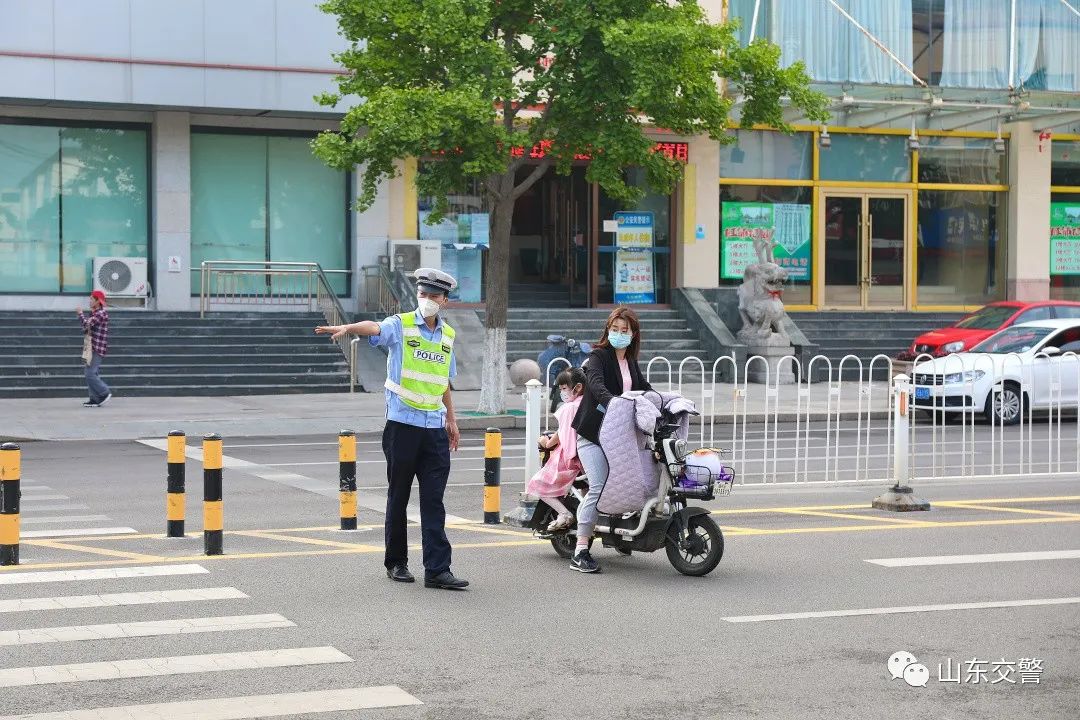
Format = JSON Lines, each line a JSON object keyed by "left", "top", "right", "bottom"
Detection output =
{"left": 532, "top": 351, "right": 1080, "bottom": 486}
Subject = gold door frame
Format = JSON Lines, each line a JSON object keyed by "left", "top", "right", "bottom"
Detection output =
{"left": 816, "top": 187, "right": 912, "bottom": 310}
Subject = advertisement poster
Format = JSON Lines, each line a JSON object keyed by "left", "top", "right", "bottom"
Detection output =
{"left": 721, "top": 202, "right": 811, "bottom": 280}
{"left": 613, "top": 211, "right": 655, "bottom": 304}
{"left": 1050, "top": 202, "right": 1080, "bottom": 275}
{"left": 422, "top": 210, "right": 488, "bottom": 302}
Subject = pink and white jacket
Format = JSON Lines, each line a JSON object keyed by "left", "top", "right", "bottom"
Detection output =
{"left": 525, "top": 397, "right": 583, "bottom": 498}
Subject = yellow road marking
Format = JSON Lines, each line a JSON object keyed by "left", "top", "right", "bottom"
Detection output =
{"left": 3, "top": 515, "right": 1077, "bottom": 573}
{"left": 774, "top": 509, "right": 934, "bottom": 525}
{"left": 711, "top": 494, "right": 1080, "bottom": 515}
{"left": 935, "top": 502, "right": 1080, "bottom": 519}
{"left": 717, "top": 515, "right": 1080, "bottom": 536}
{"left": 22, "top": 539, "right": 164, "bottom": 562}
{"left": 231, "top": 530, "right": 382, "bottom": 550}
{"left": 0, "top": 538, "right": 546, "bottom": 572}
{"left": 446, "top": 523, "right": 533, "bottom": 538}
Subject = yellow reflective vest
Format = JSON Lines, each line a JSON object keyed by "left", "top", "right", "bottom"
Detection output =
{"left": 384, "top": 312, "right": 455, "bottom": 411}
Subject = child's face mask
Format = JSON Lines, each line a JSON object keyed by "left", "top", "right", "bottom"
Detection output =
{"left": 560, "top": 384, "right": 582, "bottom": 404}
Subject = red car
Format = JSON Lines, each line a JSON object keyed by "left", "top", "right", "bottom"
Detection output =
{"left": 898, "top": 301, "right": 1080, "bottom": 360}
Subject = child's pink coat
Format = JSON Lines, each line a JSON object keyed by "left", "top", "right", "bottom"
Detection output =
{"left": 525, "top": 397, "right": 583, "bottom": 498}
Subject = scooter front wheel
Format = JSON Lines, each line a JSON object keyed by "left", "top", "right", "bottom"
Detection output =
{"left": 665, "top": 514, "right": 724, "bottom": 576}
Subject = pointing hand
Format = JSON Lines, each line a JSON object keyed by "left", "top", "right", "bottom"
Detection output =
{"left": 315, "top": 325, "right": 348, "bottom": 341}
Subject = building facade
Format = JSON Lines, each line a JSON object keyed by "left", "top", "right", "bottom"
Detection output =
{"left": 3, "top": 0, "right": 1080, "bottom": 312}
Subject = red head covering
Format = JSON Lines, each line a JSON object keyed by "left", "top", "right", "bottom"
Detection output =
{"left": 90, "top": 290, "right": 107, "bottom": 305}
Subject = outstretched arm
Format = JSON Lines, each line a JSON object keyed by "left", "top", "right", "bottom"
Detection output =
{"left": 314, "top": 320, "right": 382, "bottom": 341}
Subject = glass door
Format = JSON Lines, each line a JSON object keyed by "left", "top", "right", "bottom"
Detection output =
{"left": 821, "top": 191, "right": 909, "bottom": 309}
{"left": 866, "top": 196, "right": 906, "bottom": 307}
{"left": 823, "top": 195, "right": 863, "bottom": 306}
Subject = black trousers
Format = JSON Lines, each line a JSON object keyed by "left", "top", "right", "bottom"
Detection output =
{"left": 382, "top": 420, "right": 452, "bottom": 578}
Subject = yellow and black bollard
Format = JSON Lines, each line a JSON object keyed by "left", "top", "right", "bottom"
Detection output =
{"left": 339, "top": 430, "right": 358, "bottom": 530}
{"left": 166, "top": 431, "right": 186, "bottom": 538}
{"left": 1, "top": 443, "right": 20, "bottom": 566}
{"left": 483, "top": 428, "right": 501, "bottom": 525}
{"left": 202, "top": 433, "right": 224, "bottom": 555}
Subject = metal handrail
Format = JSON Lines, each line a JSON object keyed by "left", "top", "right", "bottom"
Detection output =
{"left": 361, "top": 265, "right": 417, "bottom": 316}
{"left": 199, "top": 260, "right": 355, "bottom": 386}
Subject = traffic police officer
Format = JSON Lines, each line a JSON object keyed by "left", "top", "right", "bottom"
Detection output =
{"left": 316, "top": 268, "right": 468, "bottom": 590}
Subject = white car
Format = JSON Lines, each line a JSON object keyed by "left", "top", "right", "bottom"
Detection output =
{"left": 910, "top": 319, "right": 1080, "bottom": 425}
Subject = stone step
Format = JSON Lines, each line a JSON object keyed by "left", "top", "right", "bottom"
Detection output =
{"left": 0, "top": 337, "right": 341, "bottom": 349}
{"left": 2, "top": 353, "right": 344, "bottom": 367}
{"left": 7, "top": 361, "right": 346, "bottom": 377}
{"left": 0, "top": 384, "right": 351, "bottom": 398}
{"left": 0, "top": 371, "right": 348, "bottom": 388}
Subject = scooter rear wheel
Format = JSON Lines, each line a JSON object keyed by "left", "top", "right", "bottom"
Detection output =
{"left": 665, "top": 515, "right": 724, "bottom": 576}
{"left": 550, "top": 533, "right": 591, "bottom": 559}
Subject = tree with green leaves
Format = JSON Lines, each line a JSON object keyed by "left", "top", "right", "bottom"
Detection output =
{"left": 314, "top": 0, "right": 828, "bottom": 413}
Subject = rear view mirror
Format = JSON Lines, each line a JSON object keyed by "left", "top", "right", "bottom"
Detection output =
{"left": 1041, "top": 346, "right": 1061, "bottom": 357}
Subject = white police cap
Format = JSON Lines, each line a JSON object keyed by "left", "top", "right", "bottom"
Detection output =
{"left": 414, "top": 267, "right": 457, "bottom": 294}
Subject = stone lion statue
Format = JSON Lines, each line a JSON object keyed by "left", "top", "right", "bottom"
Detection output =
{"left": 737, "top": 261, "right": 790, "bottom": 345}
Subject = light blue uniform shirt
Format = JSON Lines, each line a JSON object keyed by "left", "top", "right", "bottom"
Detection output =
{"left": 370, "top": 310, "right": 457, "bottom": 428}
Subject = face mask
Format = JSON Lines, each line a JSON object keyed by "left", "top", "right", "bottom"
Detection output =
{"left": 559, "top": 388, "right": 574, "bottom": 404}
{"left": 608, "top": 330, "right": 632, "bottom": 349}
{"left": 417, "top": 296, "right": 441, "bottom": 318}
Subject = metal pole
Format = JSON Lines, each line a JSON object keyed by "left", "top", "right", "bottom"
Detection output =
{"left": 1009, "top": 0, "right": 1018, "bottom": 88}
{"left": 166, "top": 431, "right": 186, "bottom": 537}
{"left": 1, "top": 443, "right": 21, "bottom": 565}
{"left": 483, "top": 428, "right": 502, "bottom": 524}
{"left": 339, "top": 430, "right": 358, "bottom": 530}
{"left": 202, "top": 434, "right": 224, "bottom": 555}
{"left": 873, "top": 374, "right": 929, "bottom": 511}
{"left": 893, "top": 374, "right": 910, "bottom": 485}
{"left": 524, "top": 379, "right": 543, "bottom": 482}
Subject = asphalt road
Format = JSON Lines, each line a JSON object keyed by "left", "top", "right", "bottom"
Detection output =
{"left": 1, "top": 428, "right": 1078, "bottom": 719}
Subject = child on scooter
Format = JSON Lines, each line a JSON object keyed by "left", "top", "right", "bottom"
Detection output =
{"left": 526, "top": 368, "right": 586, "bottom": 531}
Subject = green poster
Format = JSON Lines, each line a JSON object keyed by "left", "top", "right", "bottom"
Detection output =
{"left": 1050, "top": 202, "right": 1080, "bottom": 275}
{"left": 721, "top": 202, "right": 811, "bottom": 280}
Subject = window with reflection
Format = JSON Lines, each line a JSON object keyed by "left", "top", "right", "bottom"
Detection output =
{"left": 0, "top": 123, "right": 148, "bottom": 294}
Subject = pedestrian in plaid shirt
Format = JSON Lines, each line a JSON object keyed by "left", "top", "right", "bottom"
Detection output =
{"left": 77, "top": 290, "right": 112, "bottom": 407}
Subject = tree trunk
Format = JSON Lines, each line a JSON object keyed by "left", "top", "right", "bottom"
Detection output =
{"left": 477, "top": 182, "right": 515, "bottom": 414}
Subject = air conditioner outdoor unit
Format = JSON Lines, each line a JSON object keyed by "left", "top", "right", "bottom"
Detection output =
{"left": 389, "top": 240, "right": 441, "bottom": 273}
{"left": 93, "top": 257, "right": 149, "bottom": 297}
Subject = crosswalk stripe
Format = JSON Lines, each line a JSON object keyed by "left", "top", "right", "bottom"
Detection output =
{"left": 21, "top": 528, "right": 137, "bottom": 539}
{"left": 867, "top": 549, "right": 1080, "bottom": 567}
{"left": 721, "top": 597, "right": 1080, "bottom": 623}
{"left": 0, "top": 613, "right": 294, "bottom": 647}
{"left": 0, "top": 588, "right": 248, "bottom": 614}
{"left": 19, "top": 516, "right": 112, "bottom": 526}
{"left": 0, "top": 685, "right": 422, "bottom": 719}
{"left": 16, "top": 494, "right": 70, "bottom": 501}
{"left": 21, "top": 504, "right": 90, "bottom": 513}
{"left": 0, "top": 646, "right": 353, "bottom": 688}
{"left": 0, "top": 565, "right": 209, "bottom": 585}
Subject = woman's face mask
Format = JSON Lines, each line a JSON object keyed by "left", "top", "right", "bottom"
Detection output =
{"left": 607, "top": 330, "right": 633, "bottom": 349}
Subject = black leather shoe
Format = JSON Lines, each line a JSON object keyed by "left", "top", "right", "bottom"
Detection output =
{"left": 424, "top": 570, "right": 469, "bottom": 589}
{"left": 386, "top": 564, "right": 415, "bottom": 583}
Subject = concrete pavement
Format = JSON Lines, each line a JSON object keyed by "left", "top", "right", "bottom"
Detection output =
{"left": 0, "top": 381, "right": 893, "bottom": 442}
